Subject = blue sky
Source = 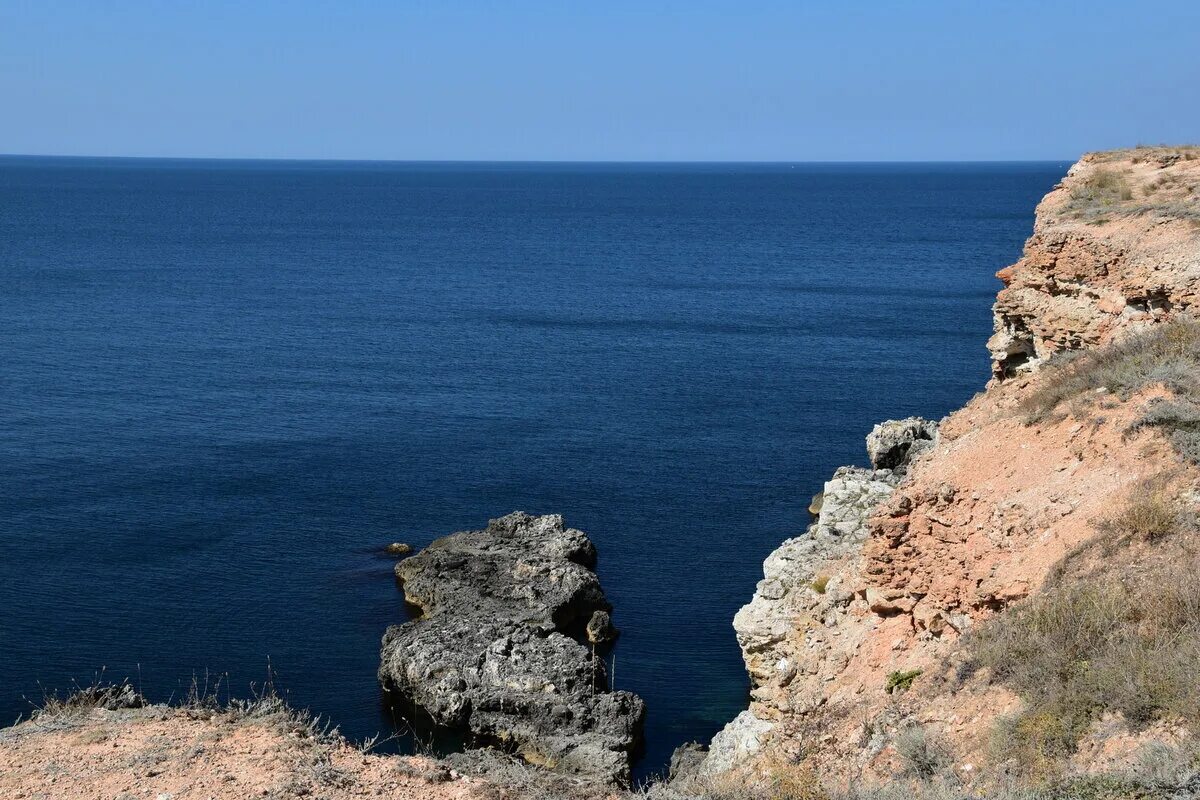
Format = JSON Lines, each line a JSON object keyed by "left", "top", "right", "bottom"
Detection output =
{"left": 2, "top": 0, "right": 1197, "bottom": 161}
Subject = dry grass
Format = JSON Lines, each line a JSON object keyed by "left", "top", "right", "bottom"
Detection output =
{"left": 1060, "top": 147, "right": 1200, "bottom": 222}
{"left": 1063, "top": 169, "right": 1133, "bottom": 219}
{"left": 966, "top": 555, "right": 1200, "bottom": 775}
{"left": 1018, "top": 320, "right": 1200, "bottom": 465}
{"left": 647, "top": 761, "right": 1200, "bottom": 800}
{"left": 1132, "top": 399, "right": 1200, "bottom": 464}
{"left": 1095, "top": 477, "right": 1183, "bottom": 543}
{"left": 894, "top": 725, "right": 950, "bottom": 781}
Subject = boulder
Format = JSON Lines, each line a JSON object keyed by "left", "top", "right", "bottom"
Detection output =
{"left": 585, "top": 610, "right": 617, "bottom": 646}
{"left": 695, "top": 711, "right": 773, "bottom": 775}
{"left": 866, "top": 417, "right": 938, "bottom": 471}
{"left": 378, "top": 512, "right": 644, "bottom": 786}
{"left": 668, "top": 741, "right": 709, "bottom": 782}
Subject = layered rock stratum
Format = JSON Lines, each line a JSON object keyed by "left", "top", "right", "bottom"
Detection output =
{"left": 691, "top": 146, "right": 1200, "bottom": 790}
{"left": 378, "top": 511, "right": 645, "bottom": 786}
{"left": 989, "top": 148, "right": 1200, "bottom": 377}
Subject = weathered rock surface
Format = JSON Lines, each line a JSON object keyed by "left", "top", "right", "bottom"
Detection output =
{"left": 667, "top": 741, "right": 709, "bottom": 781}
{"left": 713, "top": 420, "right": 937, "bottom": 772}
{"left": 378, "top": 512, "right": 644, "bottom": 786}
{"left": 865, "top": 417, "right": 938, "bottom": 471}
{"left": 0, "top": 701, "right": 484, "bottom": 800}
{"left": 696, "top": 710, "right": 775, "bottom": 776}
{"left": 988, "top": 149, "right": 1200, "bottom": 378}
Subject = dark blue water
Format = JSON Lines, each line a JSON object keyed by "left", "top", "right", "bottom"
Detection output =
{"left": 0, "top": 157, "right": 1064, "bottom": 774}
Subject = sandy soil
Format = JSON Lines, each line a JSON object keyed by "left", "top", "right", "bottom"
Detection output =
{"left": 0, "top": 703, "right": 485, "bottom": 800}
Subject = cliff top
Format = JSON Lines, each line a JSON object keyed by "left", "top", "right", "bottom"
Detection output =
{"left": 989, "top": 145, "right": 1200, "bottom": 378}
{"left": 1046, "top": 145, "right": 1200, "bottom": 225}
{"left": 0, "top": 690, "right": 486, "bottom": 800}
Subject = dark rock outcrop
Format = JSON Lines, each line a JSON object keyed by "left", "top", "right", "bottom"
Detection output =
{"left": 865, "top": 417, "right": 938, "bottom": 471}
{"left": 668, "top": 741, "right": 708, "bottom": 782}
{"left": 378, "top": 512, "right": 645, "bottom": 786}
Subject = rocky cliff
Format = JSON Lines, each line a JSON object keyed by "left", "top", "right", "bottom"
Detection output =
{"left": 989, "top": 148, "right": 1200, "bottom": 378}
{"left": 379, "top": 512, "right": 645, "bottom": 786}
{"left": 691, "top": 147, "right": 1200, "bottom": 792}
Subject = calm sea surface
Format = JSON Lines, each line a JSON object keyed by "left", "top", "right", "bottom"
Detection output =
{"left": 0, "top": 157, "right": 1065, "bottom": 774}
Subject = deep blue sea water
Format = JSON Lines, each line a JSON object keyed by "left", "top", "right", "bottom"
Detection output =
{"left": 0, "top": 157, "right": 1065, "bottom": 775}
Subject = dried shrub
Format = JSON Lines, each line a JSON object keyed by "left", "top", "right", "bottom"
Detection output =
{"left": 1132, "top": 398, "right": 1200, "bottom": 464}
{"left": 1095, "top": 477, "right": 1182, "bottom": 543}
{"left": 1019, "top": 320, "right": 1200, "bottom": 430}
{"left": 967, "top": 558, "right": 1200, "bottom": 774}
{"left": 894, "top": 726, "right": 951, "bottom": 781}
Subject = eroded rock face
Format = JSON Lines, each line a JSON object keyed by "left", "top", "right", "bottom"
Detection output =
{"left": 702, "top": 149, "right": 1200, "bottom": 787}
{"left": 378, "top": 512, "right": 644, "bottom": 786}
{"left": 988, "top": 151, "right": 1200, "bottom": 379}
{"left": 713, "top": 420, "right": 937, "bottom": 771}
{"left": 866, "top": 417, "right": 938, "bottom": 471}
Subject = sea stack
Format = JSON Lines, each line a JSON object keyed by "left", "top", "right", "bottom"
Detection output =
{"left": 378, "top": 512, "right": 645, "bottom": 786}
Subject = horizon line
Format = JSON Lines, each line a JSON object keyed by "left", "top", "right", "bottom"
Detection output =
{"left": 0, "top": 151, "right": 1076, "bottom": 166}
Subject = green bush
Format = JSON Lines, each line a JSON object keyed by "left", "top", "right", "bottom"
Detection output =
{"left": 885, "top": 669, "right": 922, "bottom": 694}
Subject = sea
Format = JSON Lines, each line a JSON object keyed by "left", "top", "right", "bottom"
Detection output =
{"left": 0, "top": 157, "right": 1066, "bottom": 776}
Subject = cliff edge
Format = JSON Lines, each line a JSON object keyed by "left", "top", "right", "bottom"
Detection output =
{"left": 692, "top": 146, "right": 1200, "bottom": 794}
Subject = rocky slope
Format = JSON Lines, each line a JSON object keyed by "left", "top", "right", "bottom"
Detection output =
{"left": 690, "top": 146, "right": 1200, "bottom": 790}
{"left": 379, "top": 512, "right": 645, "bottom": 786}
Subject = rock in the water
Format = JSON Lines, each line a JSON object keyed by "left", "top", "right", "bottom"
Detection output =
{"left": 866, "top": 417, "right": 938, "bottom": 471}
{"left": 385, "top": 542, "right": 412, "bottom": 556}
{"left": 378, "top": 512, "right": 645, "bottom": 786}
{"left": 585, "top": 610, "right": 617, "bottom": 646}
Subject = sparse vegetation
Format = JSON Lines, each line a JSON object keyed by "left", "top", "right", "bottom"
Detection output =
{"left": 894, "top": 726, "right": 950, "bottom": 781}
{"left": 653, "top": 756, "right": 1200, "bottom": 800}
{"left": 1062, "top": 148, "right": 1200, "bottom": 222}
{"left": 966, "top": 557, "right": 1200, "bottom": 775}
{"left": 1017, "top": 316, "right": 1200, "bottom": 431}
{"left": 810, "top": 575, "right": 830, "bottom": 594}
{"left": 1095, "top": 476, "right": 1183, "bottom": 543}
{"left": 1064, "top": 169, "right": 1133, "bottom": 219}
{"left": 885, "top": 669, "right": 922, "bottom": 694}
{"left": 1132, "top": 398, "right": 1200, "bottom": 464}
{"left": 1018, "top": 320, "right": 1200, "bottom": 453}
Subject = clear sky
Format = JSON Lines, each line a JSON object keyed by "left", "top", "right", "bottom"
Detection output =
{"left": 2, "top": 0, "right": 1197, "bottom": 161}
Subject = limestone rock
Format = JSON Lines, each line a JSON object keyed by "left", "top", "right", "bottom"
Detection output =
{"left": 988, "top": 151, "right": 1200, "bottom": 380}
{"left": 667, "top": 741, "right": 708, "bottom": 782}
{"left": 866, "top": 417, "right": 938, "bottom": 471}
{"left": 585, "top": 610, "right": 617, "bottom": 646}
{"left": 696, "top": 711, "right": 773, "bottom": 775}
